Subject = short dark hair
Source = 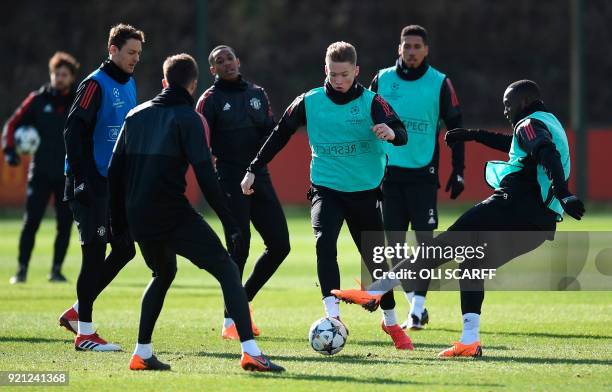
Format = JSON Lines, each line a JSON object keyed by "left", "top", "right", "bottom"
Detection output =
{"left": 163, "top": 53, "right": 199, "bottom": 88}
{"left": 401, "top": 25, "right": 428, "bottom": 44}
{"left": 325, "top": 41, "right": 357, "bottom": 65}
{"left": 208, "top": 45, "right": 236, "bottom": 66}
{"left": 48, "top": 51, "right": 79, "bottom": 75}
{"left": 108, "top": 23, "right": 145, "bottom": 50}
{"left": 507, "top": 79, "right": 541, "bottom": 101}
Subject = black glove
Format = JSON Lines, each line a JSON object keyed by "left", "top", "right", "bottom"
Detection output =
{"left": 3, "top": 147, "right": 20, "bottom": 166}
{"left": 74, "top": 177, "right": 93, "bottom": 206}
{"left": 445, "top": 170, "right": 465, "bottom": 199}
{"left": 445, "top": 128, "right": 478, "bottom": 146}
{"left": 555, "top": 188, "right": 585, "bottom": 220}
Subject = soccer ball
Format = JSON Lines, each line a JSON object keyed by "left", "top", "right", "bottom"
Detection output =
{"left": 14, "top": 126, "right": 40, "bottom": 155}
{"left": 308, "top": 317, "right": 348, "bottom": 355}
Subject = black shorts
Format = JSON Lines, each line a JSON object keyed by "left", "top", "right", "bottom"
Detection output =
{"left": 382, "top": 181, "right": 438, "bottom": 231}
{"left": 67, "top": 176, "right": 110, "bottom": 245}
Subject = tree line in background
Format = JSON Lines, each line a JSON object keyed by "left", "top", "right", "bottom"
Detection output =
{"left": 3, "top": 0, "right": 610, "bottom": 127}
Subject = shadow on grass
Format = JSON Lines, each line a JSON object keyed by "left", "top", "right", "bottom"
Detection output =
{"left": 108, "top": 282, "right": 287, "bottom": 292}
{"left": 418, "top": 355, "right": 612, "bottom": 366}
{"left": 246, "top": 372, "right": 505, "bottom": 387}
{"left": 257, "top": 336, "right": 509, "bottom": 350}
{"left": 195, "top": 351, "right": 400, "bottom": 366}
{"left": 0, "top": 336, "right": 69, "bottom": 344}
{"left": 193, "top": 351, "right": 505, "bottom": 386}
{"left": 430, "top": 327, "right": 612, "bottom": 341}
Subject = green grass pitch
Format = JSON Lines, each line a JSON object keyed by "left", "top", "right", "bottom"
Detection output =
{"left": 1, "top": 206, "right": 611, "bottom": 391}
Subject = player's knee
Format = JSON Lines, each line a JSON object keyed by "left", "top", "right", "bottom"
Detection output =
{"left": 120, "top": 241, "right": 137, "bottom": 262}
{"left": 271, "top": 236, "right": 291, "bottom": 260}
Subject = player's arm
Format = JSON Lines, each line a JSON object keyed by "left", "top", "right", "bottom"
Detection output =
{"left": 242, "top": 94, "right": 306, "bottom": 194}
{"left": 2, "top": 92, "right": 37, "bottom": 166}
{"left": 369, "top": 73, "right": 379, "bottom": 93}
{"left": 247, "top": 94, "right": 305, "bottom": 171}
{"left": 370, "top": 94, "right": 407, "bottom": 146}
{"left": 259, "top": 87, "right": 276, "bottom": 139}
{"left": 440, "top": 77, "right": 465, "bottom": 199}
{"left": 196, "top": 88, "right": 216, "bottom": 141}
{"left": 108, "top": 123, "right": 128, "bottom": 236}
{"left": 183, "top": 112, "right": 241, "bottom": 235}
{"left": 64, "top": 79, "right": 102, "bottom": 204}
{"left": 445, "top": 128, "right": 512, "bottom": 152}
{"left": 516, "top": 119, "right": 585, "bottom": 220}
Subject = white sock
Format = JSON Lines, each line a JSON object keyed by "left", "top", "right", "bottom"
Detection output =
{"left": 411, "top": 295, "right": 426, "bottom": 317}
{"left": 240, "top": 339, "right": 262, "bottom": 356}
{"left": 77, "top": 321, "right": 94, "bottom": 335}
{"left": 323, "top": 296, "right": 340, "bottom": 319}
{"left": 73, "top": 301, "right": 79, "bottom": 313}
{"left": 223, "top": 318, "right": 234, "bottom": 328}
{"left": 134, "top": 343, "right": 152, "bottom": 359}
{"left": 460, "top": 313, "right": 480, "bottom": 344}
{"left": 404, "top": 291, "right": 414, "bottom": 307}
{"left": 382, "top": 308, "right": 397, "bottom": 326}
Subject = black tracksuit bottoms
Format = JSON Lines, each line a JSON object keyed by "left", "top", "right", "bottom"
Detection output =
{"left": 406, "top": 195, "right": 555, "bottom": 315}
{"left": 137, "top": 214, "right": 254, "bottom": 343}
{"left": 18, "top": 174, "right": 72, "bottom": 273}
{"left": 309, "top": 184, "right": 396, "bottom": 310}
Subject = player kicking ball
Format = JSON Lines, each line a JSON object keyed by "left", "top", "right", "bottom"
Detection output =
{"left": 241, "top": 42, "right": 413, "bottom": 350}
{"left": 108, "top": 54, "right": 284, "bottom": 371}
{"left": 332, "top": 79, "right": 584, "bottom": 357}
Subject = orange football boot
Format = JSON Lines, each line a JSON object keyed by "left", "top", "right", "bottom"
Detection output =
{"left": 438, "top": 341, "right": 482, "bottom": 358}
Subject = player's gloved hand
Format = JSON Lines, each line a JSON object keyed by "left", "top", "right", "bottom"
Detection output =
{"left": 3, "top": 147, "right": 20, "bottom": 166}
{"left": 555, "top": 188, "right": 585, "bottom": 220}
{"left": 445, "top": 128, "right": 479, "bottom": 145}
{"left": 445, "top": 170, "right": 465, "bottom": 199}
{"left": 74, "top": 176, "right": 93, "bottom": 206}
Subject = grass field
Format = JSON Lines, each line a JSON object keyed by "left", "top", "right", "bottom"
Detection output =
{"left": 1, "top": 206, "right": 611, "bottom": 391}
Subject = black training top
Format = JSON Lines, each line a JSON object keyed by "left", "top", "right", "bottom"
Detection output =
{"left": 2, "top": 84, "right": 75, "bottom": 180}
{"left": 108, "top": 86, "right": 236, "bottom": 241}
{"left": 196, "top": 76, "right": 275, "bottom": 179}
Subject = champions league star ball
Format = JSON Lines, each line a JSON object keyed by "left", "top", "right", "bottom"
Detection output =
{"left": 308, "top": 317, "right": 348, "bottom": 355}
{"left": 14, "top": 126, "right": 40, "bottom": 155}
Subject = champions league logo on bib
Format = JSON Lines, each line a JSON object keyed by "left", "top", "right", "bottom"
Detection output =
{"left": 112, "top": 87, "right": 126, "bottom": 108}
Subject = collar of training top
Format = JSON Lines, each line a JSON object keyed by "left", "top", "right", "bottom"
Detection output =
{"left": 214, "top": 75, "right": 248, "bottom": 91}
{"left": 395, "top": 57, "right": 429, "bottom": 81}
{"left": 151, "top": 85, "right": 195, "bottom": 107}
{"left": 41, "top": 83, "right": 75, "bottom": 102}
{"left": 324, "top": 79, "right": 364, "bottom": 105}
{"left": 514, "top": 100, "right": 549, "bottom": 126}
{"left": 100, "top": 58, "right": 132, "bottom": 84}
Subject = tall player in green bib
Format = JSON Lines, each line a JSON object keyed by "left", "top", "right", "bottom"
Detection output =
{"left": 242, "top": 42, "right": 414, "bottom": 350}
{"left": 332, "top": 80, "right": 585, "bottom": 357}
{"left": 371, "top": 25, "right": 466, "bottom": 330}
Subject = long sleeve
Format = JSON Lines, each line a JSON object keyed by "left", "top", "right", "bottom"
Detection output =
{"left": 516, "top": 118, "right": 568, "bottom": 195}
{"left": 108, "top": 124, "right": 128, "bottom": 233}
{"left": 183, "top": 112, "right": 237, "bottom": 228}
{"left": 248, "top": 94, "right": 306, "bottom": 172}
{"left": 370, "top": 94, "right": 407, "bottom": 146}
{"left": 440, "top": 77, "right": 464, "bottom": 174}
{"left": 64, "top": 79, "right": 101, "bottom": 180}
{"left": 2, "top": 92, "right": 37, "bottom": 150}
{"left": 473, "top": 129, "right": 513, "bottom": 152}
